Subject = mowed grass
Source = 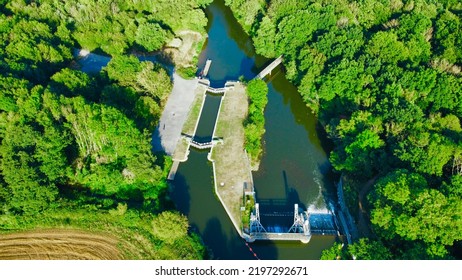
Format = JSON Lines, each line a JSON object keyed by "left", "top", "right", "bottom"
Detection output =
{"left": 182, "top": 85, "right": 206, "bottom": 136}
{"left": 211, "top": 83, "right": 253, "bottom": 229}
{"left": 0, "top": 229, "right": 121, "bottom": 260}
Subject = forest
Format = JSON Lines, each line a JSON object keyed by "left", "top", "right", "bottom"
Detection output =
{"left": 0, "top": 0, "right": 212, "bottom": 259}
{"left": 226, "top": 0, "right": 462, "bottom": 259}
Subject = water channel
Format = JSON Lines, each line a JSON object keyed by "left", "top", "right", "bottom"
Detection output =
{"left": 170, "top": 0, "right": 336, "bottom": 260}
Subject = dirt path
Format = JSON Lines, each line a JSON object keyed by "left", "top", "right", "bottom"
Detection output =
{"left": 152, "top": 73, "right": 198, "bottom": 155}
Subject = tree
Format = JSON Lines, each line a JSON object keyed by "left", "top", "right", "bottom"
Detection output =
{"left": 320, "top": 242, "right": 347, "bottom": 260}
{"left": 434, "top": 10, "right": 461, "bottom": 63}
{"left": 369, "top": 169, "right": 462, "bottom": 258}
{"left": 366, "top": 31, "right": 409, "bottom": 64}
{"left": 244, "top": 79, "right": 268, "bottom": 164}
{"left": 0, "top": 119, "right": 59, "bottom": 215}
{"left": 106, "top": 55, "right": 142, "bottom": 86}
{"left": 254, "top": 16, "right": 277, "bottom": 57}
{"left": 50, "top": 68, "right": 99, "bottom": 100}
{"left": 152, "top": 211, "right": 189, "bottom": 244}
{"left": 348, "top": 238, "right": 392, "bottom": 260}
{"left": 135, "top": 23, "right": 169, "bottom": 52}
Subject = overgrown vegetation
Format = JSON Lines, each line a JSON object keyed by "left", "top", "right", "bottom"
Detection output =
{"left": 0, "top": 0, "right": 210, "bottom": 259}
{"left": 227, "top": 0, "right": 462, "bottom": 259}
{"left": 241, "top": 194, "right": 255, "bottom": 232}
{"left": 244, "top": 79, "right": 268, "bottom": 168}
{"left": 2, "top": 0, "right": 211, "bottom": 56}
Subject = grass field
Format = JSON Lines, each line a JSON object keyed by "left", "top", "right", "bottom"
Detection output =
{"left": 0, "top": 229, "right": 121, "bottom": 260}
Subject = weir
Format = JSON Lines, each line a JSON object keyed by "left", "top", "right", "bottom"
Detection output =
{"left": 242, "top": 183, "right": 338, "bottom": 243}
{"left": 244, "top": 201, "right": 338, "bottom": 243}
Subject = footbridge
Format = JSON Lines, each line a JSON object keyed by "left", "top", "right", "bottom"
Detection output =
{"left": 255, "top": 55, "right": 283, "bottom": 79}
{"left": 182, "top": 133, "right": 223, "bottom": 150}
{"left": 190, "top": 140, "right": 213, "bottom": 149}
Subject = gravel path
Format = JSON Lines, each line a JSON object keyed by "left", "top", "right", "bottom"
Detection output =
{"left": 152, "top": 73, "right": 198, "bottom": 155}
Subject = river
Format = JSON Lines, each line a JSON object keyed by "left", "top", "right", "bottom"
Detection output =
{"left": 170, "top": 0, "right": 336, "bottom": 260}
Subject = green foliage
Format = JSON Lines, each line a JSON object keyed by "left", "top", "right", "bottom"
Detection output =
{"left": 152, "top": 211, "right": 189, "bottom": 244}
{"left": 369, "top": 169, "right": 462, "bottom": 258}
{"left": 0, "top": 0, "right": 206, "bottom": 258}
{"left": 244, "top": 79, "right": 268, "bottom": 165}
{"left": 321, "top": 239, "right": 392, "bottom": 260}
{"left": 253, "top": 16, "right": 277, "bottom": 57}
{"left": 50, "top": 69, "right": 99, "bottom": 100}
{"left": 241, "top": 195, "right": 255, "bottom": 230}
{"left": 136, "top": 23, "right": 170, "bottom": 52}
{"left": 434, "top": 10, "right": 462, "bottom": 63}
{"left": 4, "top": 0, "right": 210, "bottom": 56}
{"left": 176, "top": 66, "right": 198, "bottom": 79}
{"left": 366, "top": 32, "right": 409, "bottom": 64}
{"left": 0, "top": 16, "right": 72, "bottom": 82}
{"left": 106, "top": 55, "right": 172, "bottom": 103}
{"left": 348, "top": 238, "right": 392, "bottom": 260}
{"left": 320, "top": 242, "right": 347, "bottom": 260}
{"left": 225, "top": 0, "right": 265, "bottom": 33}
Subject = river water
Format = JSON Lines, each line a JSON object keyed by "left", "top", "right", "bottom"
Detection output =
{"left": 170, "top": 0, "right": 336, "bottom": 260}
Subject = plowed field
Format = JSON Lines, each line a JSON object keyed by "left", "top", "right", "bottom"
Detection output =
{"left": 0, "top": 229, "right": 121, "bottom": 260}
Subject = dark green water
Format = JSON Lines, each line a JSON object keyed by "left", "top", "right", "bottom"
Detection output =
{"left": 171, "top": 0, "right": 336, "bottom": 260}
{"left": 192, "top": 94, "right": 222, "bottom": 143}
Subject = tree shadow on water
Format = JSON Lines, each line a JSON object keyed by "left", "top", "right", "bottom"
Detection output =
{"left": 257, "top": 171, "right": 305, "bottom": 212}
{"left": 151, "top": 125, "right": 164, "bottom": 153}
{"left": 201, "top": 217, "right": 278, "bottom": 260}
{"left": 168, "top": 172, "right": 191, "bottom": 216}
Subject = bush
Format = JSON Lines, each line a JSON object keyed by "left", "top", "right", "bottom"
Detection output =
{"left": 244, "top": 79, "right": 268, "bottom": 166}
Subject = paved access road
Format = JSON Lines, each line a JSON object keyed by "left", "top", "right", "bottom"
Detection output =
{"left": 152, "top": 73, "right": 198, "bottom": 155}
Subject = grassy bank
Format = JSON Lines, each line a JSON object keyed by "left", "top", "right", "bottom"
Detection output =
{"left": 210, "top": 83, "right": 253, "bottom": 230}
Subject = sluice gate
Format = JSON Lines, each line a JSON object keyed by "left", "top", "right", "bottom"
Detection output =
{"left": 244, "top": 201, "right": 339, "bottom": 243}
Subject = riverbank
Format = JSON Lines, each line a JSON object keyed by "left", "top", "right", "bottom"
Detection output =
{"left": 209, "top": 83, "right": 253, "bottom": 235}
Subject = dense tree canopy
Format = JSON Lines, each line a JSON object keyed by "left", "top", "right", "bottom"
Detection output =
{"left": 3, "top": 0, "right": 211, "bottom": 56}
{"left": 0, "top": 0, "right": 208, "bottom": 259}
{"left": 227, "top": 0, "right": 462, "bottom": 259}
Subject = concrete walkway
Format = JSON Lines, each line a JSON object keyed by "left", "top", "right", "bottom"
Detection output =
{"left": 152, "top": 73, "right": 198, "bottom": 155}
